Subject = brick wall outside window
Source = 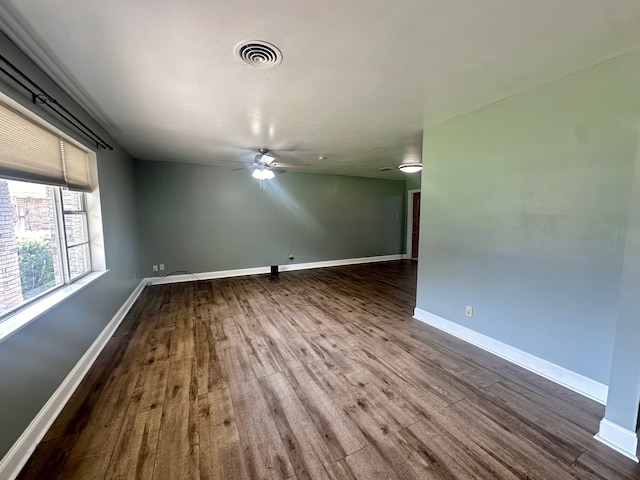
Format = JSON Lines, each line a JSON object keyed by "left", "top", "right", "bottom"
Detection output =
{"left": 0, "top": 179, "right": 23, "bottom": 312}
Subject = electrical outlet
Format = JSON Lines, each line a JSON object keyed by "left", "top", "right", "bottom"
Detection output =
{"left": 152, "top": 264, "right": 158, "bottom": 272}
{"left": 465, "top": 305, "right": 473, "bottom": 317}
{"left": 159, "top": 264, "right": 165, "bottom": 271}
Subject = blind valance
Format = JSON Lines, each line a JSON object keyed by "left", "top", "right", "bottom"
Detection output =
{"left": 0, "top": 100, "right": 92, "bottom": 191}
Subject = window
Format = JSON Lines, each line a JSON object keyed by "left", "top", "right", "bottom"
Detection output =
{"left": 1, "top": 180, "right": 61, "bottom": 316}
{"left": 62, "top": 189, "right": 91, "bottom": 280}
{"left": 0, "top": 93, "right": 105, "bottom": 330}
{"left": 0, "top": 180, "right": 92, "bottom": 318}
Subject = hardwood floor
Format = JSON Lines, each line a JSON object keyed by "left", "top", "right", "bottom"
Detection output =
{"left": 16, "top": 260, "right": 640, "bottom": 479}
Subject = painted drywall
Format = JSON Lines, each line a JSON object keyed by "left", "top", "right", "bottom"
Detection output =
{"left": 0, "top": 32, "right": 141, "bottom": 458}
{"left": 404, "top": 175, "right": 422, "bottom": 256}
{"left": 135, "top": 160, "right": 405, "bottom": 275}
{"left": 416, "top": 53, "right": 640, "bottom": 385}
{"left": 604, "top": 132, "right": 640, "bottom": 431}
{"left": 406, "top": 174, "right": 422, "bottom": 192}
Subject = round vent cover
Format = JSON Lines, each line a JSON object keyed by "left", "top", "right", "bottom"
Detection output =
{"left": 234, "top": 40, "right": 282, "bottom": 69}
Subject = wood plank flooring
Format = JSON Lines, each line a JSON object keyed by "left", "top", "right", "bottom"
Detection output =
{"left": 16, "top": 260, "right": 640, "bottom": 479}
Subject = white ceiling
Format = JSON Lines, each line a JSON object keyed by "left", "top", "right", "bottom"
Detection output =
{"left": 1, "top": 1, "right": 640, "bottom": 179}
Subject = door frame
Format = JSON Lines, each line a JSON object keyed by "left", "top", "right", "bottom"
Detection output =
{"left": 406, "top": 189, "right": 421, "bottom": 259}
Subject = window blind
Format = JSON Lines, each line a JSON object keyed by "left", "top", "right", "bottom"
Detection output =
{"left": 61, "top": 140, "right": 90, "bottom": 191}
{"left": 0, "top": 100, "right": 92, "bottom": 191}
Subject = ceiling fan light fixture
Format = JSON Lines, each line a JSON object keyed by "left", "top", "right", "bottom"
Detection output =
{"left": 263, "top": 169, "right": 275, "bottom": 179}
{"left": 252, "top": 168, "right": 275, "bottom": 180}
{"left": 398, "top": 163, "right": 422, "bottom": 173}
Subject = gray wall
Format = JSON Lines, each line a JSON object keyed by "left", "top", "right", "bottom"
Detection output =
{"left": 136, "top": 160, "right": 406, "bottom": 275}
{"left": 0, "top": 33, "right": 141, "bottom": 457}
{"left": 416, "top": 52, "right": 640, "bottom": 385}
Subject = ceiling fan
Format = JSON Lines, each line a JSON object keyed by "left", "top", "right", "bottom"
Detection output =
{"left": 251, "top": 148, "right": 282, "bottom": 179}
{"left": 235, "top": 148, "right": 307, "bottom": 180}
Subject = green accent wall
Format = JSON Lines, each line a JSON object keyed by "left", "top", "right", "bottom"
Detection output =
{"left": 604, "top": 136, "right": 640, "bottom": 431}
{"left": 135, "top": 160, "right": 406, "bottom": 275}
{"left": 417, "top": 53, "right": 640, "bottom": 385}
{"left": 406, "top": 174, "right": 422, "bottom": 192}
{"left": 0, "top": 33, "right": 141, "bottom": 458}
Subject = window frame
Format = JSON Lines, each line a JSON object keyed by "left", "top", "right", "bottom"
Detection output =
{"left": 60, "top": 189, "right": 92, "bottom": 282}
{"left": 0, "top": 91, "right": 107, "bottom": 343}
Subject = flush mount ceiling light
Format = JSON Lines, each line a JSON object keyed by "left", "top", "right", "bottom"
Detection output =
{"left": 234, "top": 40, "right": 283, "bottom": 69}
{"left": 398, "top": 163, "right": 422, "bottom": 173}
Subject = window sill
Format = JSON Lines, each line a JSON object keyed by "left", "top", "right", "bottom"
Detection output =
{"left": 0, "top": 270, "right": 109, "bottom": 343}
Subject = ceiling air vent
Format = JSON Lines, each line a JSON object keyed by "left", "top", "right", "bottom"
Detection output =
{"left": 235, "top": 40, "right": 282, "bottom": 69}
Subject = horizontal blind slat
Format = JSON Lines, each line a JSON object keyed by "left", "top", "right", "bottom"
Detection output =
{"left": 0, "top": 100, "right": 91, "bottom": 191}
{"left": 62, "top": 140, "right": 91, "bottom": 191}
{"left": 0, "top": 104, "right": 63, "bottom": 183}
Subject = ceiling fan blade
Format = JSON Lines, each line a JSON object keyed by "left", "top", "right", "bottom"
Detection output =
{"left": 273, "top": 149, "right": 318, "bottom": 166}
{"left": 272, "top": 167, "right": 287, "bottom": 174}
{"left": 272, "top": 162, "right": 309, "bottom": 169}
{"left": 231, "top": 161, "right": 256, "bottom": 169}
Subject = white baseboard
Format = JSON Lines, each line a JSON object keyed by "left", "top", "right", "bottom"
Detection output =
{"left": 595, "top": 419, "right": 639, "bottom": 462}
{"left": 0, "top": 280, "right": 147, "bottom": 480}
{"left": 280, "top": 254, "right": 406, "bottom": 272}
{"left": 146, "top": 254, "right": 406, "bottom": 285}
{"left": 413, "top": 308, "right": 608, "bottom": 405}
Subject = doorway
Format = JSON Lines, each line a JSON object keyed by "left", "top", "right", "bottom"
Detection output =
{"left": 406, "top": 189, "right": 421, "bottom": 260}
